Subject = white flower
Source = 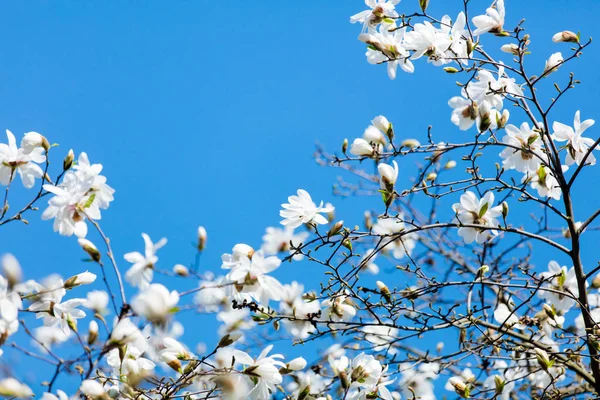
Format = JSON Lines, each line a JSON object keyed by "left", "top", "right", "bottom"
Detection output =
{"left": 65, "top": 271, "right": 97, "bottom": 288}
{"left": 279, "top": 291, "right": 320, "bottom": 339}
{"left": 350, "top": 353, "right": 383, "bottom": 387}
{"left": 131, "top": 283, "right": 179, "bottom": 324}
{"left": 21, "top": 131, "right": 49, "bottom": 154}
{"left": 40, "top": 390, "right": 68, "bottom": 400}
{"left": 0, "top": 130, "right": 45, "bottom": 189}
{"left": 523, "top": 166, "right": 561, "bottom": 200}
{"left": 499, "top": 122, "right": 545, "bottom": 172}
{"left": 107, "top": 344, "right": 155, "bottom": 376}
{"left": 493, "top": 302, "right": 525, "bottom": 330}
{"left": 399, "top": 363, "right": 439, "bottom": 400}
{"left": 34, "top": 325, "right": 70, "bottom": 351}
{"left": 404, "top": 20, "right": 452, "bottom": 66}
{"left": 233, "top": 345, "right": 286, "bottom": 399}
{"left": 287, "top": 357, "right": 307, "bottom": 371}
{"left": 321, "top": 295, "right": 356, "bottom": 323}
{"left": 84, "top": 290, "right": 109, "bottom": 314}
{"left": 42, "top": 152, "right": 113, "bottom": 237}
{"left": 372, "top": 115, "right": 392, "bottom": 138}
{"left": 448, "top": 94, "right": 479, "bottom": 131}
{"left": 223, "top": 249, "right": 284, "bottom": 305}
{"left": 350, "top": 0, "right": 400, "bottom": 31}
{"left": 194, "top": 277, "right": 228, "bottom": 312}
{"left": 452, "top": 191, "right": 503, "bottom": 244}
{"left": 552, "top": 31, "right": 579, "bottom": 43}
{"left": 280, "top": 189, "right": 334, "bottom": 229}
{"left": 472, "top": 0, "right": 505, "bottom": 36}
{"left": 539, "top": 261, "right": 579, "bottom": 312}
{"left": 378, "top": 160, "right": 399, "bottom": 190}
{"left": 362, "top": 24, "right": 414, "bottom": 79}
{"left": 350, "top": 138, "right": 376, "bottom": 157}
{"left": 124, "top": 233, "right": 167, "bottom": 289}
{"left": 500, "top": 43, "right": 519, "bottom": 54}
{"left": 552, "top": 110, "right": 597, "bottom": 166}
{"left": 544, "top": 52, "right": 564, "bottom": 74}
{"left": 0, "top": 378, "right": 33, "bottom": 398}
{"left": 80, "top": 380, "right": 105, "bottom": 398}
{"left": 1, "top": 253, "right": 22, "bottom": 287}
{"left": 261, "top": 226, "right": 309, "bottom": 260}
{"left": 109, "top": 318, "right": 146, "bottom": 349}
{"left": 372, "top": 216, "right": 417, "bottom": 259}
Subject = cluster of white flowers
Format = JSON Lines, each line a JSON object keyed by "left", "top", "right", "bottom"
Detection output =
{"left": 42, "top": 151, "right": 114, "bottom": 237}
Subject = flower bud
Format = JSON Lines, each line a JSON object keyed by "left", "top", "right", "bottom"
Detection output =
{"left": 80, "top": 380, "right": 107, "bottom": 399}
{"left": 426, "top": 172, "right": 437, "bottom": 181}
{"left": 364, "top": 211, "right": 373, "bottom": 230}
{"left": 534, "top": 348, "right": 553, "bottom": 370}
{"left": 64, "top": 271, "right": 97, "bottom": 288}
{"left": 376, "top": 280, "right": 392, "bottom": 303}
{"left": 444, "top": 160, "right": 457, "bottom": 170}
{"left": 592, "top": 275, "right": 600, "bottom": 289}
{"left": 500, "top": 43, "right": 519, "bottom": 55}
{"left": 363, "top": 125, "right": 386, "bottom": 145}
{"left": 88, "top": 320, "right": 98, "bottom": 345}
{"left": 21, "top": 132, "right": 50, "bottom": 153}
{"left": 63, "top": 149, "right": 74, "bottom": 170}
{"left": 494, "top": 375, "right": 506, "bottom": 394}
{"left": 232, "top": 243, "right": 254, "bottom": 259}
{"left": 372, "top": 115, "right": 394, "bottom": 141}
{"left": 78, "top": 238, "right": 101, "bottom": 262}
{"left": 497, "top": 109, "right": 510, "bottom": 129}
{"left": 197, "top": 226, "right": 207, "bottom": 251}
{"left": 501, "top": 201, "right": 509, "bottom": 218}
{"left": 163, "top": 352, "right": 183, "bottom": 373}
{"left": 444, "top": 67, "right": 459, "bottom": 73}
{"left": 350, "top": 138, "right": 375, "bottom": 157}
{"left": 419, "top": 0, "right": 429, "bottom": 12}
{"left": 342, "top": 239, "right": 352, "bottom": 251}
{"left": 552, "top": 31, "right": 579, "bottom": 43}
{"left": 448, "top": 377, "right": 469, "bottom": 398}
{"left": 327, "top": 220, "right": 344, "bottom": 237}
{"left": 1, "top": 254, "right": 22, "bottom": 289}
{"left": 401, "top": 139, "right": 420, "bottom": 149}
{"left": 173, "top": 264, "right": 189, "bottom": 276}
{"left": 286, "top": 357, "right": 307, "bottom": 371}
{"left": 217, "top": 332, "right": 242, "bottom": 348}
{"left": 342, "top": 138, "right": 348, "bottom": 154}
{"left": 544, "top": 52, "right": 564, "bottom": 75}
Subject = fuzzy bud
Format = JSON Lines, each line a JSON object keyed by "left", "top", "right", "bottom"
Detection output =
{"left": 1, "top": 254, "right": 22, "bottom": 289}
{"left": 217, "top": 332, "right": 242, "bottom": 348}
{"left": 327, "top": 220, "right": 344, "bottom": 237}
{"left": 401, "top": 139, "right": 420, "bottom": 149}
{"left": 376, "top": 280, "right": 392, "bottom": 303}
{"left": 64, "top": 271, "right": 97, "bottom": 289}
{"left": 88, "top": 320, "right": 98, "bottom": 345}
{"left": 197, "top": 226, "right": 207, "bottom": 251}
{"left": 173, "top": 264, "right": 189, "bottom": 276}
{"left": 444, "top": 160, "right": 457, "bottom": 170}
{"left": 534, "top": 348, "right": 553, "bottom": 370}
{"left": 500, "top": 43, "right": 519, "bottom": 55}
{"left": 342, "top": 138, "right": 348, "bottom": 154}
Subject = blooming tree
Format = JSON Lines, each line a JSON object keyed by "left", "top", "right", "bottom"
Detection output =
{"left": 1, "top": 1, "right": 600, "bottom": 399}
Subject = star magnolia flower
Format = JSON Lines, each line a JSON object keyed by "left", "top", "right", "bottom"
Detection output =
{"left": 349, "top": 367, "right": 395, "bottom": 400}
{"left": 124, "top": 233, "right": 167, "bottom": 289}
{"left": 404, "top": 21, "right": 452, "bottom": 66}
{"left": 452, "top": 191, "right": 503, "bottom": 244}
{"left": 493, "top": 302, "right": 525, "bottom": 330}
{"left": 349, "top": 353, "right": 383, "bottom": 388}
{"left": 21, "top": 132, "right": 49, "bottom": 154}
{"left": 350, "top": 0, "right": 400, "bottom": 31}
{"left": 80, "top": 380, "right": 106, "bottom": 398}
{"left": 523, "top": 166, "right": 561, "bottom": 200}
{"left": 233, "top": 345, "right": 286, "bottom": 400}
{"left": 544, "top": 52, "right": 563, "bottom": 74}
{"left": 107, "top": 344, "right": 155, "bottom": 377}
{"left": 361, "top": 23, "right": 414, "bottom": 79}
{"left": 84, "top": 290, "right": 110, "bottom": 314}
{"left": 552, "top": 110, "right": 597, "bottom": 166}
{"left": 280, "top": 189, "right": 334, "bottom": 229}
{"left": 223, "top": 249, "right": 284, "bottom": 305}
{"left": 538, "top": 260, "right": 579, "bottom": 312}
{"left": 350, "top": 137, "right": 377, "bottom": 157}
{"left": 72, "top": 152, "right": 115, "bottom": 209}
{"left": 261, "top": 226, "right": 309, "bottom": 260}
{"left": 321, "top": 295, "right": 356, "bottom": 323}
{"left": 40, "top": 390, "right": 68, "bottom": 400}
{"left": 372, "top": 216, "right": 417, "bottom": 259}
{"left": 131, "top": 283, "right": 179, "bottom": 324}
{"left": 0, "top": 130, "right": 46, "bottom": 189}
{"left": 499, "top": 122, "right": 545, "bottom": 173}
{"left": 472, "top": 0, "right": 505, "bottom": 36}
{"left": 34, "top": 326, "right": 70, "bottom": 351}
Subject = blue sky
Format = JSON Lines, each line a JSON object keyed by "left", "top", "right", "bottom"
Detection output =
{"left": 1, "top": 0, "right": 600, "bottom": 395}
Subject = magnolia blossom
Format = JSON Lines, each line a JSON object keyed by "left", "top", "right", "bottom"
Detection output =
{"left": 107, "top": 344, "right": 155, "bottom": 377}
{"left": 20, "top": 131, "right": 49, "bottom": 154}
{"left": 404, "top": 17, "right": 455, "bottom": 66}
{"left": 538, "top": 261, "right": 579, "bottom": 312}
{"left": 0, "top": 378, "right": 34, "bottom": 398}
{"left": 0, "top": 130, "right": 46, "bottom": 189}
{"left": 131, "top": 283, "right": 179, "bottom": 324}
{"left": 372, "top": 216, "right": 417, "bottom": 259}
{"left": 222, "top": 248, "right": 284, "bottom": 305}
{"left": 350, "top": 0, "right": 400, "bottom": 31}
{"left": 350, "top": 137, "right": 376, "bottom": 156}
{"left": 84, "top": 290, "right": 110, "bottom": 314}
{"left": 42, "top": 152, "right": 113, "bottom": 237}
{"left": 349, "top": 353, "right": 383, "bottom": 388}
{"left": 194, "top": 276, "right": 228, "bottom": 312}
{"left": 261, "top": 225, "right": 309, "bottom": 260}
{"left": 544, "top": 52, "right": 563, "bottom": 74}
{"left": 34, "top": 325, "right": 70, "bottom": 351}
{"left": 499, "top": 122, "right": 545, "bottom": 172}
{"left": 321, "top": 295, "right": 356, "bottom": 323}
{"left": 233, "top": 345, "right": 286, "bottom": 400}
{"left": 40, "top": 391, "right": 68, "bottom": 400}
{"left": 524, "top": 166, "right": 561, "bottom": 200}
{"left": 494, "top": 302, "right": 525, "bottom": 330}
{"left": 1, "top": 253, "right": 22, "bottom": 287}
{"left": 124, "top": 233, "right": 167, "bottom": 289}
{"left": 80, "top": 380, "right": 106, "bottom": 398}
{"left": 472, "top": 0, "right": 505, "bottom": 36}
{"left": 378, "top": 160, "right": 399, "bottom": 191}
{"left": 552, "top": 110, "right": 597, "bottom": 166}
{"left": 361, "top": 23, "right": 415, "bottom": 79}
{"left": 452, "top": 191, "right": 503, "bottom": 244}
{"left": 280, "top": 189, "right": 334, "bottom": 228}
